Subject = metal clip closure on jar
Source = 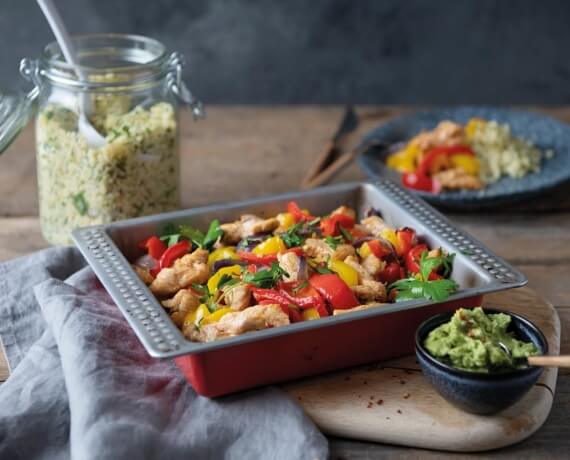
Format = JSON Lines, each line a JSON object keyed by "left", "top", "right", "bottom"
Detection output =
{"left": 166, "top": 52, "right": 205, "bottom": 120}
{"left": 5, "top": 34, "right": 205, "bottom": 245}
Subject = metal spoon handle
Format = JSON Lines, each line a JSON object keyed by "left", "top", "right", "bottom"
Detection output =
{"left": 527, "top": 355, "right": 570, "bottom": 368}
{"left": 36, "top": 0, "right": 83, "bottom": 78}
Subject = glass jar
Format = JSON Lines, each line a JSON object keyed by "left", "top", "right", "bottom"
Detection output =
{"left": 14, "top": 34, "right": 204, "bottom": 245}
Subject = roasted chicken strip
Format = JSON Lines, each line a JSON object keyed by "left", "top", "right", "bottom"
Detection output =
{"left": 162, "top": 289, "right": 201, "bottom": 326}
{"left": 351, "top": 279, "right": 387, "bottom": 303}
{"left": 223, "top": 283, "right": 252, "bottom": 311}
{"left": 277, "top": 252, "right": 307, "bottom": 281}
{"left": 150, "top": 248, "right": 210, "bottom": 297}
{"left": 186, "top": 304, "right": 289, "bottom": 342}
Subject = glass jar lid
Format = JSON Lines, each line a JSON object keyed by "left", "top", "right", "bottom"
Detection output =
{"left": 0, "top": 33, "right": 204, "bottom": 156}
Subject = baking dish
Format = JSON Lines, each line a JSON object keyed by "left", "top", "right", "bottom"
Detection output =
{"left": 72, "top": 180, "right": 527, "bottom": 396}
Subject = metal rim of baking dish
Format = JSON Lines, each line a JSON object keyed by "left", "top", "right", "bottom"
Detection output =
{"left": 72, "top": 180, "right": 527, "bottom": 359}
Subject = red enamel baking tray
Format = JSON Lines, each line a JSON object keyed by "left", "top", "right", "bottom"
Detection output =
{"left": 72, "top": 181, "right": 527, "bottom": 397}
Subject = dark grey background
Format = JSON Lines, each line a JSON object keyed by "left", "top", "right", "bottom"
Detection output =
{"left": 1, "top": 0, "right": 570, "bottom": 104}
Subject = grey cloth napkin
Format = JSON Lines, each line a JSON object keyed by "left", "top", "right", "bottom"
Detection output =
{"left": 0, "top": 247, "right": 328, "bottom": 460}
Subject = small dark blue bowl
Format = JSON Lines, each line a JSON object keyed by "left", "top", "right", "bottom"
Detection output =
{"left": 415, "top": 308, "right": 548, "bottom": 415}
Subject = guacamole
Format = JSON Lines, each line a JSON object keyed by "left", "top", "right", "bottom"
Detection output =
{"left": 424, "top": 307, "right": 538, "bottom": 372}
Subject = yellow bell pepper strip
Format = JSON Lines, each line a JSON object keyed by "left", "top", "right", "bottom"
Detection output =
{"left": 387, "top": 144, "right": 422, "bottom": 173}
{"left": 207, "top": 265, "right": 242, "bottom": 293}
{"left": 328, "top": 259, "right": 359, "bottom": 286}
{"left": 380, "top": 228, "right": 399, "bottom": 250}
{"left": 207, "top": 246, "right": 239, "bottom": 267}
{"left": 450, "top": 154, "right": 480, "bottom": 176}
{"left": 183, "top": 303, "right": 210, "bottom": 329}
{"left": 201, "top": 307, "right": 233, "bottom": 325}
{"left": 252, "top": 236, "right": 287, "bottom": 255}
{"left": 302, "top": 308, "right": 320, "bottom": 321}
{"left": 359, "top": 239, "right": 394, "bottom": 260}
{"left": 276, "top": 212, "right": 296, "bottom": 230}
{"left": 465, "top": 118, "right": 486, "bottom": 140}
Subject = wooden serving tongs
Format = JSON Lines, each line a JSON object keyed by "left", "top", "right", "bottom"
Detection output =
{"left": 301, "top": 106, "right": 388, "bottom": 189}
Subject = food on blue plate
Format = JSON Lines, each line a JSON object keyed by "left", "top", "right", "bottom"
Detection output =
{"left": 424, "top": 307, "right": 538, "bottom": 372}
{"left": 386, "top": 119, "right": 550, "bottom": 193}
{"left": 133, "top": 203, "right": 458, "bottom": 342}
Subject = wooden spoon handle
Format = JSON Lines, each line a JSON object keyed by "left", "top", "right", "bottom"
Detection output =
{"left": 527, "top": 355, "right": 570, "bottom": 368}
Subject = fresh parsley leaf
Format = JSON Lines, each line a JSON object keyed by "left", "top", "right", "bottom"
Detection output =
{"left": 338, "top": 225, "right": 353, "bottom": 243}
{"left": 202, "top": 219, "right": 223, "bottom": 250}
{"left": 217, "top": 274, "right": 239, "bottom": 290}
{"left": 419, "top": 250, "right": 455, "bottom": 280}
{"left": 315, "top": 266, "right": 334, "bottom": 275}
{"left": 179, "top": 225, "right": 205, "bottom": 248}
{"left": 159, "top": 233, "right": 181, "bottom": 247}
{"left": 71, "top": 192, "right": 88, "bottom": 216}
{"left": 242, "top": 262, "right": 286, "bottom": 288}
{"left": 390, "top": 278, "right": 458, "bottom": 302}
{"left": 325, "top": 235, "right": 343, "bottom": 249}
{"left": 388, "top": 249, "right": 458, "bottom": 302}
{"left": 292, "top": 280, "right": 309, "bottom": 294}
{"left": 191, "top": 283, "right": 210, "bottom": 303}
{"left": 281, "top": 222, "right": 304, "bottom": 248}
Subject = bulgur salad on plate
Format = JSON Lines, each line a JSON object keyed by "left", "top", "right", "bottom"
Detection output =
{"left": 385, "top": 118, "right": 552, "bottom": 194}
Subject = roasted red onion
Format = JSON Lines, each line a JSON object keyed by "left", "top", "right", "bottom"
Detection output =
{"left": 133, "top": 254, "right": 158, "bottom": 270}
{"left": 213, "top": 259, "right": 247, "bottom": 273}
{"left": 297, "top": 256, "right": 309, "bottom": 280}
{"left": 236, "top": 233, "right": 270, "bottom": 252}
{"left": 364, "top": 207, "right": 383, "bottom": 218}
{"left": 351, "top": 236, "right": 375, "bottom": 248}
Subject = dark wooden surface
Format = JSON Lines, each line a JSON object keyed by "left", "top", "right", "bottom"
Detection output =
{"left": 0, "top": 106, "right": 568, "bottom": 458}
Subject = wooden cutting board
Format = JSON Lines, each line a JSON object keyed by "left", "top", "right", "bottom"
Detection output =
{"left": 282, "top": 287, "right": 561, "bottom": 452}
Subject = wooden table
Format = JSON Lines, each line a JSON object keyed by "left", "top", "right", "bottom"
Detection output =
{"left": 0, "top": 106, "right": 568, "bottom": 459}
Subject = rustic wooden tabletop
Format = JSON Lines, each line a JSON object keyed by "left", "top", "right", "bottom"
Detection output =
{"left": 0, "top": 106, "right": 568, "bottom": 459}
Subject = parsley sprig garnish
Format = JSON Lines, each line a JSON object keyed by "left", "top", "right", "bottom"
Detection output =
{"left": 160, "top": 220, "right": 223, "bottom": 250}
{"left": 242, "top": 262, "right": 286, "bottom": 288}
{"left": 324, "top": 235, "right": 343, "bottom": 249}
{"left": 389, "top": 250, "right": 457, "bottom": 302}
{"left": 281, "top": 222, "right": 305, "bottom": 248}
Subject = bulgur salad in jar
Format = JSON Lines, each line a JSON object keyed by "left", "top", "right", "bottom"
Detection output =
{"left": 36, "top": 99, "right": 179, "bottom": 244}
{"left": 18, "top": 34, "right": 204, "bottom": 245}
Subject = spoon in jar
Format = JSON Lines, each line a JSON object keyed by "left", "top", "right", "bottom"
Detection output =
{"left": 496, "top": 341, "right": 570, "bottom": 368}
{"left": 36, "top": 0, "right": 106, "bottom": 148}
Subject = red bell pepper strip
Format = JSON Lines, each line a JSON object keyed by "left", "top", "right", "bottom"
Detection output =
{"left": 395, "top": 227, "right": 417, "bottom": 258}
{"left": 320, "top": 213, "right": 356, "bottom": 237}
{"left": 159, "top": 240, "right": 191, "bottom": 269}
{"left": 237, "top": 247, "right": 303, "bottom": 265}
{"left": 402, "top": 144, "right": 473, "bottom": 193}
{"left": 139, "top": 236, "right": 167, "bottom": 260}
{"left": 251, "top": 287, "right": 291, "bottom": 305}
{"left": 309, "top": 274, "right": 358, "bottom": 310}
{"left": 367, "top": 239, "right": 394, "bottom": 259}
{"left": 416, "top": 144, "right": 475, "bottom": 177}
{"left": 405, "top": 244, "right": 441, "bottom": 280}
{"left": 402, "top": 172, "right": 436, "bottom": 192}
{"left": 377, "top": 262, "right": 404, "bottom": 284}
{"left": 287, "top": 201, "right": 316, "bottom": 222}
{"left": 278, "top": 282, "right": 328, "bottom": 317}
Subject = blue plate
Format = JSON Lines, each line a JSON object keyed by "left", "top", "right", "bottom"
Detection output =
{"left": 358, "top": 107, "right": 570, "bottom": 208}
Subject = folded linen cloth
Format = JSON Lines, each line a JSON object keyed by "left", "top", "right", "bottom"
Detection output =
{"left": 0, "top": 247, "right": 328, "bottom": 460}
